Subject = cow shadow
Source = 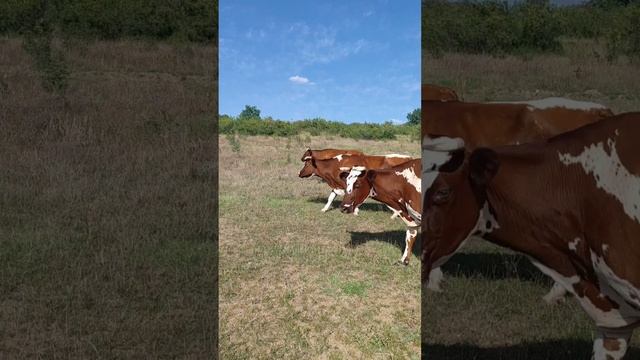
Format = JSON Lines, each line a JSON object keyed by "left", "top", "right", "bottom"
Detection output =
{"left": 307, "top": 197, "right": 390, "bottom": 213}
{"left": 421, "top": 340, "right": 640, "bottom": 360}
{"left": 348, "top": 230, "right": 422, "bottom": 258}
{"left": 441, "top": 251, "right": 550, "bottom": 283}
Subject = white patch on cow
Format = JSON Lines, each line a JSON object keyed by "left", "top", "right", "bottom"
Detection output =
{"left": 527, "top": 255, "right": 632, "bottom": 328}
{"left": 396, "top": 167, "right": 421, "bottom": 193}
{"left": 334, "top": 188, "right": 345, "bottom": 196}
{"left": 591, "top": 250, "right": 640, "bottom": 309}
{"left": 405, "top": 202, "right": 421, "bottom": 224}
{"left": 321, "top": 190, "right": 337, "bottom": 212}
{"left": 333, "top": 154, "right": 344, "bottom": 161}
{"left": 423, "top": 136, "right": 465, "bottom": 151}
{"left": 380, "top": 153, "right": 412, "bottom": 158}
{"left": 492, "top": 97, "right": 607, "bottom": 111}
{"left": 558, "top": 138, "right": 640, "bottom": 224}
{"left": 568, "top": 237, "right": 581, "bottom": 252}
{"left": 477, "top": 202, "right": 499, "bottom": 233}
{"left": 427, "top": 267, "right": 444, "bottom": 292}
{"left": 603, "top": 244, "right": 610, "bottom": 254}
{"left": 303, "top": 156, "right": 312, "bottom": 160}
{"left": 400, "top": 228, "right": 418, "bottom": 263}
{"left": 398, "top": 215, "right": 418, "bottom": 228}
{"left": 345, "top": 166, "right": 366, "bottom": 194}
{"left": 422, "top": 149, "right": 452, "bottom": 172}
{"left": 543, "top": 282, "right": 568, "bottom": 304}
{"left": 593, "top": 329, "right": 630, "bottom": 360}
{"left": 386, "top": 205, "right": 401, "bottom": 219}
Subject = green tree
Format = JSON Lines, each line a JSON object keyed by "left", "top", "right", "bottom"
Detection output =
{"left": 239, "top": 105, "right": 261, "bottom": 120}
{"left": 406, "top": 108, "right": 421, "bottom": 125}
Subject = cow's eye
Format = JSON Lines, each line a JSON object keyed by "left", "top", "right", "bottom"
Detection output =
{"left": 433, "top": 188, "right": 451, "bottom": 204}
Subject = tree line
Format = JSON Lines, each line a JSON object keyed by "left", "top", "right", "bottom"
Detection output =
{"left": 0, "top": 0, "right": 216, "bottom": 42}
{"left": 423, "top": 0, "right": 640, "bottom": 60}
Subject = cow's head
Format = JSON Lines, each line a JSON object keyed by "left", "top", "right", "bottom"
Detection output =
{"left": 421, "top": 148, "right": 500, "bottom": 286}
{"left": 339, "top": 166, "right": 371, "bottom": 214}
{"left": 298, "top": 148, "right": 315, "bottom": 178}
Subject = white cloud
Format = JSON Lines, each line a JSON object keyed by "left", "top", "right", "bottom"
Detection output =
{"left": 363, "top": 10, "right": 374, "bottom": 17}
{"left": 289, "top": 75, "right": 313, "bottom": 85}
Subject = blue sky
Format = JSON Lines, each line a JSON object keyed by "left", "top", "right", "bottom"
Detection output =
{"left": 219, "top": 1, "right": 420, "bottom": 124}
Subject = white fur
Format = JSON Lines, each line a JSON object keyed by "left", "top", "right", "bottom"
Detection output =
{"left": 423, "top": 136, "right": 465, "bottom": 151}
{"left": 396, "top": 167, "right": 421, "bottom": 193}
{"left": 400, "top": 228, "right": 418, "bottom": 263}
{"left": 527, "top": 256, "right": 632, "bottom": 328}
{"left": 321, "top": 189, "right": 344, "bottom": 212}
{"left": 333, "top": 154, "right": 344, "bottom": 161}
{"left": 345, "top": 167, "right": 366, "bottom": 194}
{"left": 569, "top": 237, "right": 581, "bottom": 252}
{"left": 591, "top": 250, "right": 640, "bottom": 310}
{"left": 559, "top": 137, "right": 640, "bottom": 224}
{"left": 491, "top": 97, "right": 607, "bottom": 111}
{"left": 380, "top": 153, "right": 412, "bottom": 158}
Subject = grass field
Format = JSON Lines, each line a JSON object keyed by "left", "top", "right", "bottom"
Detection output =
{"left": 0, "top": 37, "right": 216, "bottom": 357}
{"left": 218, "top": 134, "right": 421, "bottom": 358}
{"left": 422, "top": 43, "right": 640, "bottom": 359}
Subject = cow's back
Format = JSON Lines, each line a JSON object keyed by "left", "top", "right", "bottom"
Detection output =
{"left": 312, "top": 149, "right": 364, "bottom": 160}
{"left": 422, "top": 84, "right": 459, "bottom": 102}
{"left": 422, "top": 100, "right": 537, "bottom": 147}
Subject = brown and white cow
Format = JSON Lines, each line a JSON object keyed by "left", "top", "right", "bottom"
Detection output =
{"left": 421, "top": 98, "right": 614, "bottom": 300}
{"left": 422, "top": 83, "right": 459, "bottom": 102}
{"left": 422, "top": 112, "right": 640, "bottom": 360}
{"left": 339, "top": 160, "right": 424, "bottom": 265}
{"left": 299, "top": 148, "right": 364, "bottom": 212}
{"left": 299, "top": 149, "right": 412, "bottom": 214}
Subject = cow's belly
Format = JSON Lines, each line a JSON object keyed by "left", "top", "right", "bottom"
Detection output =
{"left": 592, "top": 250, "right": 640, "bottom": 315}
{"left": 528, "top": 256, "right": 640, "bottom": 328}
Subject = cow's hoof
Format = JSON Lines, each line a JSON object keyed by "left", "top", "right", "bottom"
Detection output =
{"left": 395, "top": 259, "right": 409, "bottom": 266}
{"left": 321, "top": 208, "right": 329, "bottom": 213}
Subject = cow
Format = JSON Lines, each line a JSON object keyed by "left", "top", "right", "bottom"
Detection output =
{"left": 421, "top": 99, "right": 613, "bottom": 149}
{"left": 298, "top": 148, "right": 364, "bottom": 212}
{"left": 340, "top": 159, "right": 423, "bottom": 267}
{"left": 421, "top": 98, "right": 614, "bottom": 300}
{"left": 422, "top": 83, "right": 459, "bottom": 102}
{"left": 421, "top": 112, "right": 640, "bottom": 360}
{"left": 299, "top": 149, "right": 412, "bottom": 215}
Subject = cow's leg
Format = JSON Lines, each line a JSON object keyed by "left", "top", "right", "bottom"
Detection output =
{"left": 321, "top": 190, "right": 337, "bottom": 212}
{"left": 542, "top": 282, "right": 567, "bottom": 304}
{"left": 387, "top": 205, "right": 401, "bottom": 219}
{"left": 592, "top": 327, "right": 632, "bottom": 360}
{"left": 427, "top": 267, "right": 444, "bottom": 292}
{"left": 400, "top": 228, "right": 418, "bottom": 265}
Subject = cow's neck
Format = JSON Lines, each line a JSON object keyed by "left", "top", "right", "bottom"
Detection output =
{"left": 315, "top": 159, "right": 344, "bottom": 189}
{"left": 372, "top": 173, "right": 412, "bottom": 220}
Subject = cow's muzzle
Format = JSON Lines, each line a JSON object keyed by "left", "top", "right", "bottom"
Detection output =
{"left": 341, "top": 203, "right": 354, "bottom": 213}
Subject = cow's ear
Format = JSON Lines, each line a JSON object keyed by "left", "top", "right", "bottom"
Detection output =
{"left": 469, "top": 148, "right": 499, "bottom": 187}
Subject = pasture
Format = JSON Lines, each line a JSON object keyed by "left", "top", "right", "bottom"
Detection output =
{"left": 218, "top": 135, "right": 421, "bottom": 358}
{"left": 0, "top": 37, "right": 216, "bottom": 357}
{"left": 422, "top": 45, "right": 640, "bottom": 359}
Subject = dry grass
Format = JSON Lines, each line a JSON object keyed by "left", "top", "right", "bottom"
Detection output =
{"left": 423, "top": 39, "right": 640, "bottom": 112}
{"left": 0, "top": 37, "right": 216, "bottom": 357}
{"left": 423, "top": 41, "right": 640, "bottom": 359}
{"left": 218, "top": 135, "right": 421, "bottom": 359}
